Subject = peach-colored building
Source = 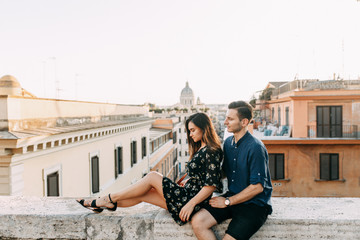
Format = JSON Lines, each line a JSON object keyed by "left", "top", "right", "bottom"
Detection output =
{"left": 254, "top": 79, "right": 360, "bottom": 197}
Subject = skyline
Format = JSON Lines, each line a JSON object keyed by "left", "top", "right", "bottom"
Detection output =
{"left": 1, "top": 0, "right": 360, "bottom": 105}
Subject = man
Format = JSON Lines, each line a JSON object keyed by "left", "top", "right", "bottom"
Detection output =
{"left": 191, "top": 101, "right": 272, "bottom": 240}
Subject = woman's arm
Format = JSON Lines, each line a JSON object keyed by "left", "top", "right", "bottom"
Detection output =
{"left": 179, "top": 185, "right": 215, "bottom": 222}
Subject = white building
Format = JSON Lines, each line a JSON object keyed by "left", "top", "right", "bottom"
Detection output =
{"left": 0, "top": 75, "right": 181, "bottom": 197}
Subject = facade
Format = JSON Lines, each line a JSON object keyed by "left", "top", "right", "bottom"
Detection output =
{"left": 0, "top": 75, "right": 157, "bottom": 197}
{"left": 254, "top": 79, "right": 360, "bottom": 197}
{"left": 149, "top": 119, "right": 178, "bottom": 181}
{"left": 151, "top": 114, "right": 191, "bottom": 177}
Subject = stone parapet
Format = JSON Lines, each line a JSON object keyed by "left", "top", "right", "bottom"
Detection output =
{"left": 0, "top": 196, "right": 359, "bottom": 239}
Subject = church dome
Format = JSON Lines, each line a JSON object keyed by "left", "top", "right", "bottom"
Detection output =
{"left": 180, "top": 81, "right": 195, "bottom": 107}
{"left": 0, "top": 75, "right": 22, "bottom": 96}
{"left": 181, "top": 81, "right": 194, "bottom": 97}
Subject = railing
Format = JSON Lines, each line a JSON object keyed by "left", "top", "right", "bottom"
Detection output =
{"left": 271, "top": 80, "right": 319, "bottom": 98}
{"left": 257, "top": 125, "right": 292, "bottom": 137}
{"left": 271, "top": 79, "right": 360, "bottom": 98}
{"left": 307, "top": 125, "right": 359, "bottom": 138}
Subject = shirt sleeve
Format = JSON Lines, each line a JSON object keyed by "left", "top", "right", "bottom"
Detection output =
{"left": 204, "top": 149, "right": 223, "bottom": 192}
{"left": 249, "top": 144, "right": 269, "bottom": 187}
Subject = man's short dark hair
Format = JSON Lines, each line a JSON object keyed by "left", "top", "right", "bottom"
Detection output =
{"left": 228, "top": 101, "right": 253, "bottom": 122}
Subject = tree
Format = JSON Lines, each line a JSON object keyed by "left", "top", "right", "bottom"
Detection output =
{"left": 249, "top": 95, "right": 257, "bottom": 108}
{"left": 259, "top": 88, "right": 273, "bottom": 100}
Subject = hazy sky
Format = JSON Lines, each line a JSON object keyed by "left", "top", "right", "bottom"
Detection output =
{"left": 1, "top": 0, "right": 359, "bottom": 105}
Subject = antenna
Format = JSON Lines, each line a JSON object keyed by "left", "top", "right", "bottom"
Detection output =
{"left": 50, "top": 57, "right": 63, "bottom": 99}
{"left": 342, "top": 39, "right": 345, "bottom": 80}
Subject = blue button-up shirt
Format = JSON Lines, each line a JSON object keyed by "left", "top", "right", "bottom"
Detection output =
{"left": 223, "top": 131, "right": 272, "bottom": 214}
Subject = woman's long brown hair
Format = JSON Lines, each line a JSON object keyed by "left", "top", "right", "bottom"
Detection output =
{"left": 185, "top": 112, "right": 222, "bottom": 159}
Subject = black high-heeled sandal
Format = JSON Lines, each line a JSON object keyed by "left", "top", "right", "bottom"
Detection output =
{"left": 76, "top": 199, "right": 104, "bottom": 213}
{"left": 76, "top": 194, "right": 117, "bottom": 213}
{"left": 106, "top": 194, "right": 117, "bottom": 211}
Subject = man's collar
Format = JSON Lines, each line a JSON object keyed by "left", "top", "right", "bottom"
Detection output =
{"left": 231, "top": 131, "right": 249, "bottom": 147}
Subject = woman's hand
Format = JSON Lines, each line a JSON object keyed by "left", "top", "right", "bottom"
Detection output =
{"left": 179, "top": 201, "right": 195, "bottom": 222}
{"left": 209, "top": 197, "right": 227, "bottom": 208}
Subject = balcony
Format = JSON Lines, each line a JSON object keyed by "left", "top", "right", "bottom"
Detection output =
{"left": 307, "top": 125, "right": 359, "bottom": 139}
{"left": 253, "top": 124, "right": 292, "bottom": 139}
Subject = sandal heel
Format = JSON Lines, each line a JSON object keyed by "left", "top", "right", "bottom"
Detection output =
{"left": 107, "top": 193, "right": 117, "bottom": 211}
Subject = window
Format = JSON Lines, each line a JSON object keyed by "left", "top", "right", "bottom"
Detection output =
{"left": 91, "top": 155, "right": 100, "bottom": 194}
{"left": 43, "top": 164, "right": 62, "bottom": 197}
{"left": 277, "top": 106, "right": 281, "bottom": 125}
{"left": 271, "top": 107, "right": 274, "bottom": 121}
{"left": 320, "top": 153, "right": 339, "bottom": 180}
{"left": 114, "top": 146, "right": 123, "bottom": 178}
{"left": 173, "top": 148, "right": 178, "bottom": 164}
{"left": 47, "top": 172, "right": 59, "bottom": 196}
{"left": 285, "top": 107, "right": 289, "bottom": 126}
{"left": 269, "top": 154, "right": 284, "bottom": 180}
{"left": 317, "top": 106, "right": 342, "bottom": 137}
{"left": 179, "top": 151, "right": 182, "bottom": 157}
{"left": 173, "top": 131, "right": 177, "bottom": 144}
{"left": 179, "top": 139, "right": 181, "bottom": 144}
{"left": 179, "top": 128, "right": 181, "bottom": 133}
{"left": 175, "top": 163, "right": 179, "bottom": 180}
{"left": 131, "top": 141, "right": 137, "bottom": 167}
{"left": 141, "top": 137, "right": 147, "bottom": 158}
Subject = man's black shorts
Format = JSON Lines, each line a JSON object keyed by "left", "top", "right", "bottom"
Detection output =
{"left": 203, "top": 195, "right": 269, "bottom": 240}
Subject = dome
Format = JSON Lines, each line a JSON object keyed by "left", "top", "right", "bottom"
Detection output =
{"left": 0, "top": 75, "right": 22, "bottom": 96}
{"left": 180, "top": 81, "right": 194, "bottom": 96}
{"left": 0, "top": 75, "right": 21, "bottom": 88}
{"left": 180, "top": 81, "right": 195, "bottom": 107}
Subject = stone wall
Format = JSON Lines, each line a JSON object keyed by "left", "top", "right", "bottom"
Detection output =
{"left": 0, "top": 196, "right": 359, "bottom": 239}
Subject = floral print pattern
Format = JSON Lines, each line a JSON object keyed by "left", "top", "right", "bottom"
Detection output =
{"left": 162, "top": 146, "right": 222, "bottom": 225}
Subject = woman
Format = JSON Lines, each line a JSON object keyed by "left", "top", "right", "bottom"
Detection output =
{"left": 77, "top": 112, "right": 222, "bottom": 225}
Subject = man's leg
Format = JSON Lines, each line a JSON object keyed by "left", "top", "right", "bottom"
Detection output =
{"left": 224, "top": 204, "right": 268, "bottom": 240}
{"left": 191, "top": 208, "right": 218, "bottom": 240}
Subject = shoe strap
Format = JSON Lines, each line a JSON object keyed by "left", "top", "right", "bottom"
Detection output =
{"left": 108, "top": 193, "right": 115, "bottom": 204}
{"left": 90, "top": 199, "right": 98, "bottom": 208}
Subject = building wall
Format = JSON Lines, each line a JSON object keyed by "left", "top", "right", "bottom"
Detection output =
{"left": 266, "top": 142, "right": 360, "bottom": 197}
{"left": 267, "top": 97, "right": 360, "bottom": 138}
{"left": 12, "top": 125, "right": 150, "bottom": 197}
{"left": 150, "top": 145, "right": 175, "bottom": 179}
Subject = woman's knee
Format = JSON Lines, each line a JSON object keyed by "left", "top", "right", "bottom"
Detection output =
{"left": 146, "top": 171, "right": 162, "bottom": 179}
{"left": 145, "top": 171, "right": 163, "bottom": 184}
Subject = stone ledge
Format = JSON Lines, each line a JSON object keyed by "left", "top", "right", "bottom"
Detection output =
{"left": 0, "top": 197, "right": 359, "bottom": 239}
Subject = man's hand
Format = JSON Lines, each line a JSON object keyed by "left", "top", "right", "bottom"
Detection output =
{"left": 209, "top": 197, "right": 227, "bottom": 208}
{"left": 179, "top": 201, "right": 195, "bottom": 222}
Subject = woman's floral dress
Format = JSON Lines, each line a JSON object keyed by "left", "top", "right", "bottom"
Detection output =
{"left": 162, "top": 146, "right": 222, "bottom": 225}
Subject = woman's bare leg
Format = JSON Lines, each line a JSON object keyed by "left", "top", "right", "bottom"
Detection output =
{"left": 118, "top": 188, "right": 167, "bottom": 209}
{"left": 81, "top": 171, "right": 164, "bottom": 208}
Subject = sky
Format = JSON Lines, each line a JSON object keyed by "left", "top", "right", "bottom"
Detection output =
{"left": 1, "top": 0, "right": 360, "bottom": 106}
